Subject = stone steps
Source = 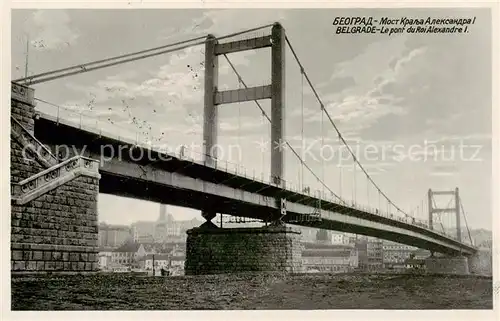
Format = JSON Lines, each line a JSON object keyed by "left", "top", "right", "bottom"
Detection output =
{"left": 10, "top": 82, "right": 101, "bottom": 274}
{"left": 11, "top": 116, "right": 59, "bottom": 168}
{"left": 11, "top": 156, "right": 100, "bottom": 205}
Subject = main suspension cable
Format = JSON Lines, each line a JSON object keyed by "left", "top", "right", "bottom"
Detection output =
{"left": 14, "top": 23, "right": 275, "bottom": 86}
{"left": 13, "top": 36, "right": 207, "bottom": 84}
{"left": 17, "top": 40, "right": 207, "bottom": 85}
{"left": 459, "top": 199, "right": 474, "bottom": 245}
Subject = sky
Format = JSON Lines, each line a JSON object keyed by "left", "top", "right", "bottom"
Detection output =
{"left": 11, "top": 8, "right": 493, "bottom": 229}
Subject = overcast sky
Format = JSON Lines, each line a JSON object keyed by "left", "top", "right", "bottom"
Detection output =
{"left": 11, "top": 8, "right": 492, "bottom": 230}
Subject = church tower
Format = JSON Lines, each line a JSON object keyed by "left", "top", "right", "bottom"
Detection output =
{"left": 159, "top": 204, "right": 167, "bottom": 223}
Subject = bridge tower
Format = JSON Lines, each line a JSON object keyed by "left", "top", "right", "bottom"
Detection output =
{"left": 201, "top": 22, "right": 286, "bottom": 223}
{"left": 186, "top": 23, "right": 302, "bottom": 275}
{"left": 427, "top": 188, "right": 461, "bottom": 241}
{"left": 424, "top": 188, "right": 477, "bottom": 275}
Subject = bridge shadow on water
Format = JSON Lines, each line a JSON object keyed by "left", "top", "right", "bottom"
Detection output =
{"left": 11, "top": 272, "right": 492, "bottom": 310}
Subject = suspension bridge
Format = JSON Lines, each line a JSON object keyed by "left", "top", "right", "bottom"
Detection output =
{"left": 10, "top": 22, "right": 487, "bottom": 275}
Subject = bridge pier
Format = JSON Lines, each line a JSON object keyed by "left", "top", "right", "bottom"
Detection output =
{"left": 184, "top": 225, "right": 303, "bottom": 275}
{"left": 467, "top": 249, "right": 492, "bottom": 276}
{"left": 201, "top": 210, "right": 217, "bottom": 222}
{"left": 10, "top": 83, "right": 101, "bottom": 274}
{"left": 424, "top": 255, "right": 470, "bottom": 275}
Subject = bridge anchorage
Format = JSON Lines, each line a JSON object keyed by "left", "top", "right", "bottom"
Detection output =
{"left": 9, "top": 21, "right": 490, "bottom": 276}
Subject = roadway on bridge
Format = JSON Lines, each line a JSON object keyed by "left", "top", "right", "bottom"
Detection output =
{"left": 34, "top": 114, "right": 477, "bottom": 256}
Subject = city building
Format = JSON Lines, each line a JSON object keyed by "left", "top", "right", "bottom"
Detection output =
{"left": 98, "top": 247, "right": 114, "bottom": 257}
{"left": 383, "top": 240, "right": 418, "bottom": 251}
{"left": 403, "top": 258, "right": 426, "bottom": 270}
{"left": 301, "top": 242, "right": 358, "bottom": 273}
{"left": 97, "top": 246, "right": 114, "bottom": 270}
{"left": 112, "top": 241, "right": 146, "bottom": 267}
{"left": 155, "top": 205, "right": 182, "bottom": 241}
{"left": 367, "top": 237, "right": 384, "bottom": 271}
{"left": 136, "top": 239, "right": 187, "bottom": 273}
{"left": 315, "top": 229, "right": 330, "bottom": 243}
{"left": 106, "top": 263, "right": 131, "bottom": 273}
{"left": 293, "top": 226, "right": 317, "bottom": 243}
{"left": 131, "top": 221, "right": 157, "bottom": 243}
{"left": 331, "top": 232, "right": 350, "bottom": 245}
{"left": 382, "top": 240, "right": 418, "bottom": 268}
{"left": 170, "top": 255, "right": 186, "bottom": 275}
{"left": 138, "top": 253, "right": 186, "bottom": 275}
{"left": 139, "top": 254, "right": 170, "bottom": 271}
{"left": 412, "top": 249, "right": 431, "bottom": 260}
{"left": 98, "top": 253, "right": 112, "bottom": 270}
{"left": 177, "top": 217, "right": 203, "bottom": 234}
{"left": 352, "top": 236, "right": 384, "bottom": 272}
{"left": 382, "top": 240, "right": 431, "bottom": 269}
{"left": 140, "top": 241, "right": 186, "bottom": 256}
{"left": 98, "top": 223, "right": 132, "bottom": 248}
{"left": 354, "top": 239, "right": 368, "bottom": 271}
{"left": 131, "top": 205, "right": 203, "bottom": 243}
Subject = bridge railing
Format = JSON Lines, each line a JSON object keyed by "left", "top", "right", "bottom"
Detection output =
{"left": 11, "top": 155, "right": 100, "bottom": 205}
{"left": 37, "top": 102, "right": 268, "bottom": 180}
{"left": 11, "top": 116, "right": 59, "bottom": 167}
{"left": 37, "top": 102, "right": 156, "bottom": 146}
{"left": 36, "top": 102, "right": 464, "bottom": 243}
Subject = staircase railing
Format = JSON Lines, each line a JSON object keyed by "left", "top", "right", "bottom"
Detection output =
{"left": 11, "top": 116, "right": 59, "bottom": 167}
{"left": 11, "top": 155, "right": 100, "bottom": 205}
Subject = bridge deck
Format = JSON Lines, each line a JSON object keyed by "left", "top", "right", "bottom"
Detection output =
{"left": 34, "top": 113, "right": 477, "bottom": 255}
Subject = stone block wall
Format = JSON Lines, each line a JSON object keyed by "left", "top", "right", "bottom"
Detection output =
{"left": 424, "top": 256, "right": 470, "bottom": 275}
{"left": 10, "top": 176, "right": 99, "bottom": 273}
{"left": 10, "top": 83, "right": 100, "bottom": 274}
{"left": 468, "top": 250, "right": 492, "bottom": 276}
{"left": 11, "top": 83, "right": 43, "bottom": 184}
{"left": 185, "top": 226, "right": 303, "bottom": 275}
{"left": 11, "top": 84, "right": 35, "bottom": 134}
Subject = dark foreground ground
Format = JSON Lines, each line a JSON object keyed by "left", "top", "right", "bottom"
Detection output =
{"left": 11, "top": 272, "right": 493, "bottom": 310}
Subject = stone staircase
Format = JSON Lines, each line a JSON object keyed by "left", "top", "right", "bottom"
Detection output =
{"left": 11, "top": 116, "right": 59, "bottom": 168}
{"left": 11, "top": 155, "right": 100, "bottom": 205}
{"left": 11, "top": 116, "right": 100, "bottom": 205}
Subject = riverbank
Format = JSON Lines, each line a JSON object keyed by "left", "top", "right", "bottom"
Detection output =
{"left": 11, "top": 272, "right": 493, "bottom": 310}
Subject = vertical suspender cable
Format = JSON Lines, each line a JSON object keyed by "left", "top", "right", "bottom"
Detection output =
{"left": 24, "top": 34, "right": 30, "bottom": 78}
{"left": 422, "top": 199, "right": 425, "bottom": 223}
{"left": 378, "top": 190, "right": 381, "bottom": 215}
{"left": 238, "top": 77, "right": 241, "bottom": 152}
{"left": 367, "top": 176, "right": 370, "bottom": 209}
{"left": 320, "top": 103, "right": 325, "bottom": 200}
{"left": 352, "top": 161, "right": 356, "bottom": 205}
{"left": 339, "top": 135, "right": 343, "bottom": 200}
{"left": 223, "top": 53, "right": 344, "bottom": 204}
{"left": 265, "top": 106, "right": 269, "bottom": 181}
{"left": 301, "top": 69, "right": 305, "bottom": 191}
{"left": 285, "top": 36, "right": 412, "bottom": 217}
{"left": 261, "top": 111, "right": 265, "bottom": 178}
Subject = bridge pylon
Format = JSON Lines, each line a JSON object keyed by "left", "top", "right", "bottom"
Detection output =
{"left": 202, "top": 22, "right": 286, "bottom": 224}
{"left": 428, "top": 188, "right": 461, "bottom": 242}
